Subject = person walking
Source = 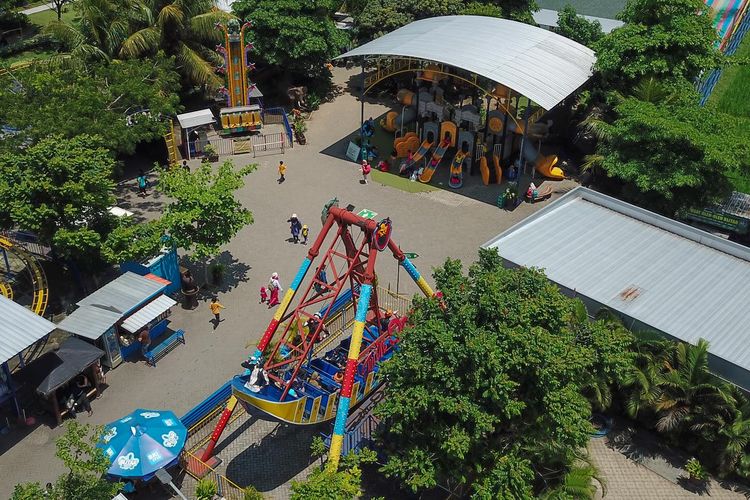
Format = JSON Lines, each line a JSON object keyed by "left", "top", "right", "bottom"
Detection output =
{"left": 287, "top": 213, "right": 302, "bottom": 243}
{"left": 137, "top": 170, "right": 148, "bottom": 197}
{"left": 210, "top": 297, "right": 225, "bottom": 328}
{"left": 278, "top": 160, "right": 287, "bottom": 183}
{"left": 301, "top": 224, "right": 309, "bottom": 245}
{"left": 361, "top": 159, "right": 371, "bottom": 184}
{"left": 268, "top": 273, "right": 282, "bottom": 308}
{"left": 259, "top": 286, "right": 268, "bottom": 304}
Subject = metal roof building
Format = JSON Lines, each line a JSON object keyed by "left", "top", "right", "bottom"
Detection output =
{"left": 0, "top": 295, "right": 57, "bottom": 364}
{"left": 57, "top": 272, "right": 167, "bottom": 340}
{"left": 483, "top": 187, "right": 750, "bottom": 390}
{"left": 338, "top": 15, "right": 596, "bottom": 110}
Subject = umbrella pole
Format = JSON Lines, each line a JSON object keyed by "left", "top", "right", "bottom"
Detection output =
{"left": 168, "top": 481, "right": 188, "bottom": 500}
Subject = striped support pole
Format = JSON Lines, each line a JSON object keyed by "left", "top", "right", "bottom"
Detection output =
{"left": 252, "top": 258, "right": 312, "bottom": 360}
{"left": 401, "top": 257, "right": 434, "bottom": 298}
{"left": 327, "top": 283, "right": 373, "bottom": 471}
{"left": 200, "top": 395, "right": 238, "bottom": 462}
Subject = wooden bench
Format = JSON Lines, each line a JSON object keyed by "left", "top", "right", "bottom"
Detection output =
{"left": 145, "top": 329, "right": 185, "bottom": 367}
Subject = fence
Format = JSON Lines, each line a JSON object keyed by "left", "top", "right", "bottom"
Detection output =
{"left": 247, "top": 131, "right": 287, "bottom": 157}
{"left": 179, "top": 450, "right": 246, "bottom": 500}
{"left": 263, "top": 107, "right": 294, "bottom": 146}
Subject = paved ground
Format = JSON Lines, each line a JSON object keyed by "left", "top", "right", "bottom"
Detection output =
{"left": 20, "top": 2, "right": 53, "bottom": 15}
{"left": 0, "top": 66, "right": 738, "bottom": 499}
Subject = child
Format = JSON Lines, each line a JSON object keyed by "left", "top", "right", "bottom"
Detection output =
{"left": 278, "top": 160, "right": 287, "bottom": 183}
{"left": 137, "top": 170, "right": 148, "bottom": 196}
{"left": 209, "top": 297, "right": 225, "bottom": 327}
{"left": 259, "top": 286, "right": 268, "bottom": 304}
{"left": 301, "top": 224, "right": 309, "bottom": 244}
{"left": 361, "top": 160, "right": 371, "bottom": 184}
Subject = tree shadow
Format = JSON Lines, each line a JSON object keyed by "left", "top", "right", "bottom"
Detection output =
{"left": 179, "top": 251, "right": 251, "bottom": 301}
{"left": 223, "top": 416, "right": 322, "bottom": 492}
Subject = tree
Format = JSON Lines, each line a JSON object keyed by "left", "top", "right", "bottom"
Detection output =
{"left": 232, "top": 0, "right": 347, "bottom": 81}
{"left": 290, "top": 449, "right": 376, "bottom": 499}
{"left": 376, "top": 249, "right": 631, "bottom": 496}
{"left": 0, "top": 135, "right": 116, "bottom": 260}
{"left": 0, "top": 55, "right": 182, "bottom": 155}
{"left": 653, "top": 339, "right": 732, "bottom": 435}
{"left": 11, "top": 422, "right": 121, "bottom": 500}
{"left": 120, "top": 0, "right": 233, "bottom": 88}
{"left": 157, "top": 160, "right": 255, "bottom": 276}
{"left": 582, "top": 95, "right": 750, "bottom": 214}
{"left": 50, "top": 0, "right": 70, "bottom": 21}
{"left": 101, "top": 219, "right": 167, "bottom": 264}
{"left": 355, "top": 0, "right": 538, "bottom": 41}
{"left": 594, "top": 0, "right": 722, "bottom": 90}
{"left": 556, "top": 5, "right": 603, "bottom": 47}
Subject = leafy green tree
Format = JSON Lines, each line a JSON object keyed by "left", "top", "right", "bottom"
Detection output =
{"left": 11, "top": 422, "right": 121, "bottom": 500}
{"left": 120, "top": 0, "right": 233, "bottom": 88}
{"left": 556, "top": 5, "right": 603, "bottom": 47}
{"left": 232, "top": 0, "right": 347, "bottom": 80}
{"left": 582, "top": 95, "right": 750, "bottom": 214}
{"left": 157, "top": 160, "right": 255, "bottom": 278}
{"left": 470, "top": 453, "right": 534, "bottom": 499}
{"left": 0, "top": 135, "right": 116, "bottom": 260}
{"left": 595, "top": 0, "right": 721, "bottom": 89}
{"left": 356, "top": 0, "right": 538, "bottom": 41}
{"left": 291, "top": 449, "right": 376, "bottom": 499}
{"left": 0, "top": 55, "right": 181, "bottom": 155}
{"left": 101, "top": 219, "right": 167, "bottom": 264}
{"left": 376, "top": 249, "right": 630, "bottom": 495}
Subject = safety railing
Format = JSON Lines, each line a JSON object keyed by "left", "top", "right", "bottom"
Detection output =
{"left": 263, "top": 107, "right": 294, "bottom": 146}
{"left": 180, "top": 450, "right": 246, "bottom": 500}
{"left": 185, "top": 400, "right": 247, "bottom": 454}
{"left": 248, "top": 132, "right": 287, "bottom": 157}
{"left": 376, "top": 286, "right": 412, "bottom": 316}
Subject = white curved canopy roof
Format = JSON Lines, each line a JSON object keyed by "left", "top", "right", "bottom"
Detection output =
{"left": 338, "top": 16, "right": 596, "bottom": 111}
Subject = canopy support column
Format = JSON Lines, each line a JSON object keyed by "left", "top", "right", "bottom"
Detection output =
{"left": 359, "top": 59, "right": 365, "bottom": 162}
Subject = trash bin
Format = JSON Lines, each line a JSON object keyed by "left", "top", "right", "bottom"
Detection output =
{"left": 182, "top": 288, "right": 198, "bottom": 310}
{"left": 497, "top": 192, "right": 506, "bottom": 209}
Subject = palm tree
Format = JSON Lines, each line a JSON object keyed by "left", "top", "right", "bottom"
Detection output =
{"left": 44, "top": 0, "right": 139, "bottom": 61}
{"left": 541, "top": 463, "right": 606, "bottom": 500}
{"left": 619, "top": 333, "right": 673, "bottom": 419}
{"left": 120, "top": 0, "right": 233, "bottom": 87}
{"left": 653, "top": 339, "right": 731, "bottom": 434}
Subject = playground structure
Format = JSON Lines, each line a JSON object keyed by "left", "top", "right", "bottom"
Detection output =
{"left": 336, "top": 16, "right": 598, "bottom": 198}
{"left": 216, "top": 19, "right": 264, "bottom": 135}
{"left": 199, "top": 201, "right": 435, "bottom": 469}
{"left": 0, "top": 234, "right": 48, "bottom": 317}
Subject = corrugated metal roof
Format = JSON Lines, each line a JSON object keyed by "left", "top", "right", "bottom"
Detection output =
{"left": 483, "top": 187, "right": 750, "bottom": 385}
{"left": 56, "top": 305, "right": 122, "bottom": 340}
{"left": 57, "top": 272, "right": 166, "bottom": 340}
{"left": 78, "top": 272, "right": 165, "bottom": 313}
{"left": 0, "top": 295, "right": 57, "bottom": 364}
{"left": 121, "top": 295, "right": 176, "bottom": 334}
{"left": 337, "top": 16, "right": 596, "bottom": 110}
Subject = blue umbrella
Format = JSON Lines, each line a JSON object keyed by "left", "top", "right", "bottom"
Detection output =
{"left": 97, "top": 409, "right": 187, "bottom": 478}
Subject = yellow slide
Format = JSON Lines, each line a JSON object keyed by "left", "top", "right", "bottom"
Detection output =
{"left": 535, "top": 155, "right": 564, "bottom": 180}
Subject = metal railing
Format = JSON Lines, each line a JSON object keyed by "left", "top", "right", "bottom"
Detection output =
{"left": 263, "top": 107, "right": 294, "bottom": 146}
{"left": 180, "top": 450, "right": 246, "bottom": 500}
{"left": 248, "top": 132, "right": 287, "bottom": 157}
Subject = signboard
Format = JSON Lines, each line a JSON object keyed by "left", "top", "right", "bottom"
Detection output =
{"left": 685, "top": 207, "right": 749, "bottom": 234}
{"left": 345, "top": 141, "right": 361, "bottom": 162}
{"left": 356, "top": 209, "right": 378, "bottom": 220}
{"left": 404, "top": 252, "right": 419, "bottom": 259}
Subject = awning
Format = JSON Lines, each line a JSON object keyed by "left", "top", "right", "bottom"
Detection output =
{"left": 0, "top": 295, "right": 57, "bottom": 365}
{"left": 337, "top": 15, "right": 596, "bottom": 111}
{"left": 176, "top": 109, "right": 215, "bottom": 130}
{"left": 121, "top": 295, "right": 177, "bottom": 334}
{"left": 14, "top": 337, "right": 104, "bottom": 397}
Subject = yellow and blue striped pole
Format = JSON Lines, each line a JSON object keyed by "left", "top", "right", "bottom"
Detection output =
{"left": 327, "top": 283, "right": 372, "bottom": 471}
{"left": 401, "top": 257, "right": 434, "bottom": 298}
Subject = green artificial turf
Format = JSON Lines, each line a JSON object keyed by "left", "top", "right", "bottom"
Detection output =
{"left": 371, "top": 169, "right": 437, "bottom": 193}
{"left": 709, "top": 35, "right": 750, "bottom": 119}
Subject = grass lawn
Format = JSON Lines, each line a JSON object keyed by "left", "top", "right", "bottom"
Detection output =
{"left": 2, "top": 48, "right": 57, "bottom": 66}
{"left": 709, "top": 35, "right": 750, "bottom": 119}
{"left": 27, "top": 5, "right": 76, "bottom": 26}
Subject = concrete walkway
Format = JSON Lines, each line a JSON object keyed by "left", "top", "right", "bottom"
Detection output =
{"left": 20, "top": 2, "right": 53, "bottom": 15}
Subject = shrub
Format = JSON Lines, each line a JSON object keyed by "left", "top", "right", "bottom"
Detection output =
{"left": 195, "top": 478, "right": 218, "bottom": 500}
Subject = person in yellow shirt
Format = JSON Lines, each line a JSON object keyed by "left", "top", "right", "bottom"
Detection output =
{"left": 278, "top": 160, "right": 287, "bottom": 183}
{"left": 210, "top": 297, "right": 225, "bottom": 328}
